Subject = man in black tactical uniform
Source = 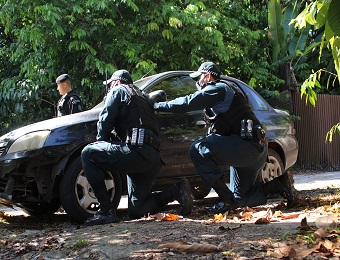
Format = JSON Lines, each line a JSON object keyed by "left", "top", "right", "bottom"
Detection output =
{"left": 81, "top": 69, "right": 193, "bottom": 226}
{"left": 55, "top": 74, "right": 83, "bottom": 116}
{"left": 154, "top": 62, "right": 298, "bottom": 214}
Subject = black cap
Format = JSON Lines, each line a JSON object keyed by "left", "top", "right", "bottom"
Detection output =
{"left": 189, "top": 62, "right": 221, "bottom": 81}
{"left": 56, "top": 74, "right": 71, "bottom": 84}
{"left": 103, "top": 69, "right": 133, "bottom": 85}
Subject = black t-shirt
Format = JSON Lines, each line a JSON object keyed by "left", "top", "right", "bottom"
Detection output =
{"left": 57, "top": 89, "right": 83, "bottom": 116}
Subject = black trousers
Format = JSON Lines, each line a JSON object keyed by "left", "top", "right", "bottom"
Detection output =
{"left": 190, "top": 133, "right": 268, "bottom": 207}
{"left": 81, "top": 140, "right": 162, "bottom": 218}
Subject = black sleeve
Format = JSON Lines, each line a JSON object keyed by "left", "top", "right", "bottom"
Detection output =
{"left": 67, "top": 96, "right": 83, "bottom": 114}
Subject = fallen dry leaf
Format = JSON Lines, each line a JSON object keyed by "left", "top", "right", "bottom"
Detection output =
{"left": 218, "top": 224, "right": 241, "bottom": 231}
{"left": 214, "top": 213, "right": 224, "bottom": 221}
{"left": 254, "top": 217, "right": 271, "bottom": 224}
{"left": 270, "top": 245, "right": 297, "bottom": 258}
{"left": 254, "top": 208, "right": 272, "bottom": 224}
{"left": 296, "top": 244, "right": 319, "bottom": 258}
{"left": 281, "top": 213, "right": 299, "bottom": 220}
{"left": 314, "top": 227, "right": 331, "bottom": 238}
{"left": 275, "top": 200, "right": 287, "bottom": 209}
{"left": 238, "top": 211, "right": 253, "bottom": 220}
{"left": 155, "top": 213, "right": 180, "bottom": 221}
{"left": 299, "top": 217, "right": 311, "bottom": 230}
{"left": 273, "top": 210, "right": 283, "bottom": 218}
{"left": 322, "top": 239, "right": 334, "bottom": 251}
{"left": 244, "top": 207, "right": 257, "bottom": 213}
{"left": 158, "top": 240, "right": 219, "bottom": 253}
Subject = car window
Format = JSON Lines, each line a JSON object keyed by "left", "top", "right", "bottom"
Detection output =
{"left": 236, "top": 83, "right": 269, "bottom": 111}
{"left": 246, "top": 90, "right": 269, "bottom": 111}
{"left": 145, "top": 75, "right": 196, "bottom": 100}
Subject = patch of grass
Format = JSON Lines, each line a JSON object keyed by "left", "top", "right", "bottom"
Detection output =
{"left": 221, "top": 250, "right": 237, "bottom": 257}
{"left": 65, "top": 237, "right": 88, "bottom": 249}
{"left": 297, "top": 233, "right": 316, "bottom": 244}
{"left": 279, "top": 232, "right": 292, "bottom": 242}
{"left": 74, "top": 237, "right": 88, "bottom": 249}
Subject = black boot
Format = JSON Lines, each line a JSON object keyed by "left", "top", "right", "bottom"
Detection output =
{"left": 84, "top": 182, "right": 119, "bottom": 226}
{"left": 204, "top": 177, "right": 236, "bottom": 214}
{"left": 155, "top": 177, "right": 193, "bottom": 216}
{"left": 262, "top": 171, "right": 298, "bottom": 208}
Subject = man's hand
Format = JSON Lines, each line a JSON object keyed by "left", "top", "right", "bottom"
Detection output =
{"left": 148, "top": 90, "right": 166, "bottom": 106}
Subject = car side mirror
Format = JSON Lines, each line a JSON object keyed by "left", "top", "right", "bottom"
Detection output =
{"left": 196, "top": 120, "right": 207, "bottom": 129}
{"left": 148, "top": 90, "right": 167, "bottom": 103}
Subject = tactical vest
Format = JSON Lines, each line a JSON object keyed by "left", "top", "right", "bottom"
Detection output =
{"left": 206, "top": 81, "right": 261, "bottom": 136}
{"left": 114, "top": 84, "right": 159, "bottom": 141}
{"left": 57, "top": 89, "right": 83, "bottom": 116}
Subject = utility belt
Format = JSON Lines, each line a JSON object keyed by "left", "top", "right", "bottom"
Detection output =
{"left": 209, "top": 118, "right": 267, "bottom": 153}
{"left": 126, "top": 128, "right": 161, "bottom": 151}
{"left": 209, "top": 118, "right": 266, "bottom": 142}
{"left": 240, "top": 119, "right": 267, "bottom": 152}
{"left": 240, "top": 119, "right": 265, "bottom": 141}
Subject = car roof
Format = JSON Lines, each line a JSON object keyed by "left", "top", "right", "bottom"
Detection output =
{"left": 134, "top": 70, "right": 272, "bottom": 112}
{"left": 135, "top": 70, "right": 249, "bottom": 90}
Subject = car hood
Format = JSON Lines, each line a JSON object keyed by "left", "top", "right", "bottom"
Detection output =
{"left": 1, "top": 109, "right": 101, "bottom": 141}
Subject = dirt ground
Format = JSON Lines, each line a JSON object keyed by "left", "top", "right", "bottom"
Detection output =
{"left": 1, "top": 183, "right": 340, "bottom": 259}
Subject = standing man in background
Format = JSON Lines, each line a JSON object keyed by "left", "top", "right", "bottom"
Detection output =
{"left": 55, "top": 74, "right": 83, "bottom": 116}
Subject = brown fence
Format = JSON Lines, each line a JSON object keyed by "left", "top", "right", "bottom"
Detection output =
{"left": 291, "top": 93, "right": 340, "bottom": 170}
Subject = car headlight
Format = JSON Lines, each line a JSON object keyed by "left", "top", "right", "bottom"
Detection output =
{"left": 7, "top": 131, "right": 51, "bottom": 154}
{"left": 0, "top": 141, "right": 8, "bottom": 148}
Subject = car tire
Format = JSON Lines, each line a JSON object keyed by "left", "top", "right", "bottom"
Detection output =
{"left": 59, "top": 156, "right": 122, "bottom": 223}
{"left": 261, "top": 148, "right": 284, "bottom": 183}
{"left": 19, "top": 199, "right": 61, "bottom": 217}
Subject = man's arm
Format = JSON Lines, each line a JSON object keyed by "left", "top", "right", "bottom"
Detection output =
{"left": 68, "top": 96, "right": 83, "bottom": 114}
{"left": 97, "top": 87, "right": 125, "bottom": 141}
{"left": 154, "top": 83, "right": 226, "bottom": 113}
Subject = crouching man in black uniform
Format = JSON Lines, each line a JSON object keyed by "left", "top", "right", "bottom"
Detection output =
{"left": 154, "top": 62, "right": 299, "bottom": 214}
{"left": 81, "top": 70, "right": 193, "bottom": 226}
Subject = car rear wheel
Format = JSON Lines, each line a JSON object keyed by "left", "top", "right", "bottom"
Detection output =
{"left": 59, "top": 156, "right": 122, "bottom": 223}
{"left": 261, "top": 148, "right": 284, "bottom": 182}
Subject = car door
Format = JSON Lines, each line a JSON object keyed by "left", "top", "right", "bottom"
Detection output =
{"left": 143, "top": 74, "right": 207, "bottom": 180}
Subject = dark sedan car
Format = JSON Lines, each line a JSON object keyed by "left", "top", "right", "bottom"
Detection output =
{"left": 0, "top": 71, "right": 298, "bottom": 222}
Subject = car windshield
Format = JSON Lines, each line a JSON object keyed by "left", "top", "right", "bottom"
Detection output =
{"left": 91, "top": 75, "right": 157, "bottom": 110}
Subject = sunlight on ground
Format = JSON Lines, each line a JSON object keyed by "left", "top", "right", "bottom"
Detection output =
{"left": 1, "top": 171, "right": 340, "bottom": 217}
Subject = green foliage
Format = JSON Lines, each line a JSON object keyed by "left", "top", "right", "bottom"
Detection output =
{"left": 267, "top": 0, "right": 314, "bottom": 86}
{"left": 326, "top": 123, "right": 340, "bottom": 143}
{"left": 0, "top": 0, "right": 279, "bottom": 134}
{"left": 291, "top": 0, "right": 340, "bottom": 83}
{"left": 290, "top": 0, "right": 340, "bottom": 141}
{"left": 268, "top": 0, "right": 285, "bottom": 63}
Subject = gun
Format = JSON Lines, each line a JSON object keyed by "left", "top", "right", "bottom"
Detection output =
{"left": 147, "top": 90, "right": 167, "bottom": 105}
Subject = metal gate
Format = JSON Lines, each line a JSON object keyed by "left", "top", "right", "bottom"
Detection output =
{"left": 292, "top": 93, "right": 340, "bottom": 170}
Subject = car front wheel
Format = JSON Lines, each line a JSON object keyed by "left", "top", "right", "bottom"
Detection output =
{"left": 261, "top": 149, "right": 284, "bottom": 182}
{"left": 59, "top": 156, "right": 122, "bottom": 223}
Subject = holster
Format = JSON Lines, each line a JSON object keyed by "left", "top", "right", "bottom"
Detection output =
{"left": 251, "top": 125, "right": 267, "bottom": 153}
{"left": 144, "top": 135, "right": 161, "bottom": 151}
